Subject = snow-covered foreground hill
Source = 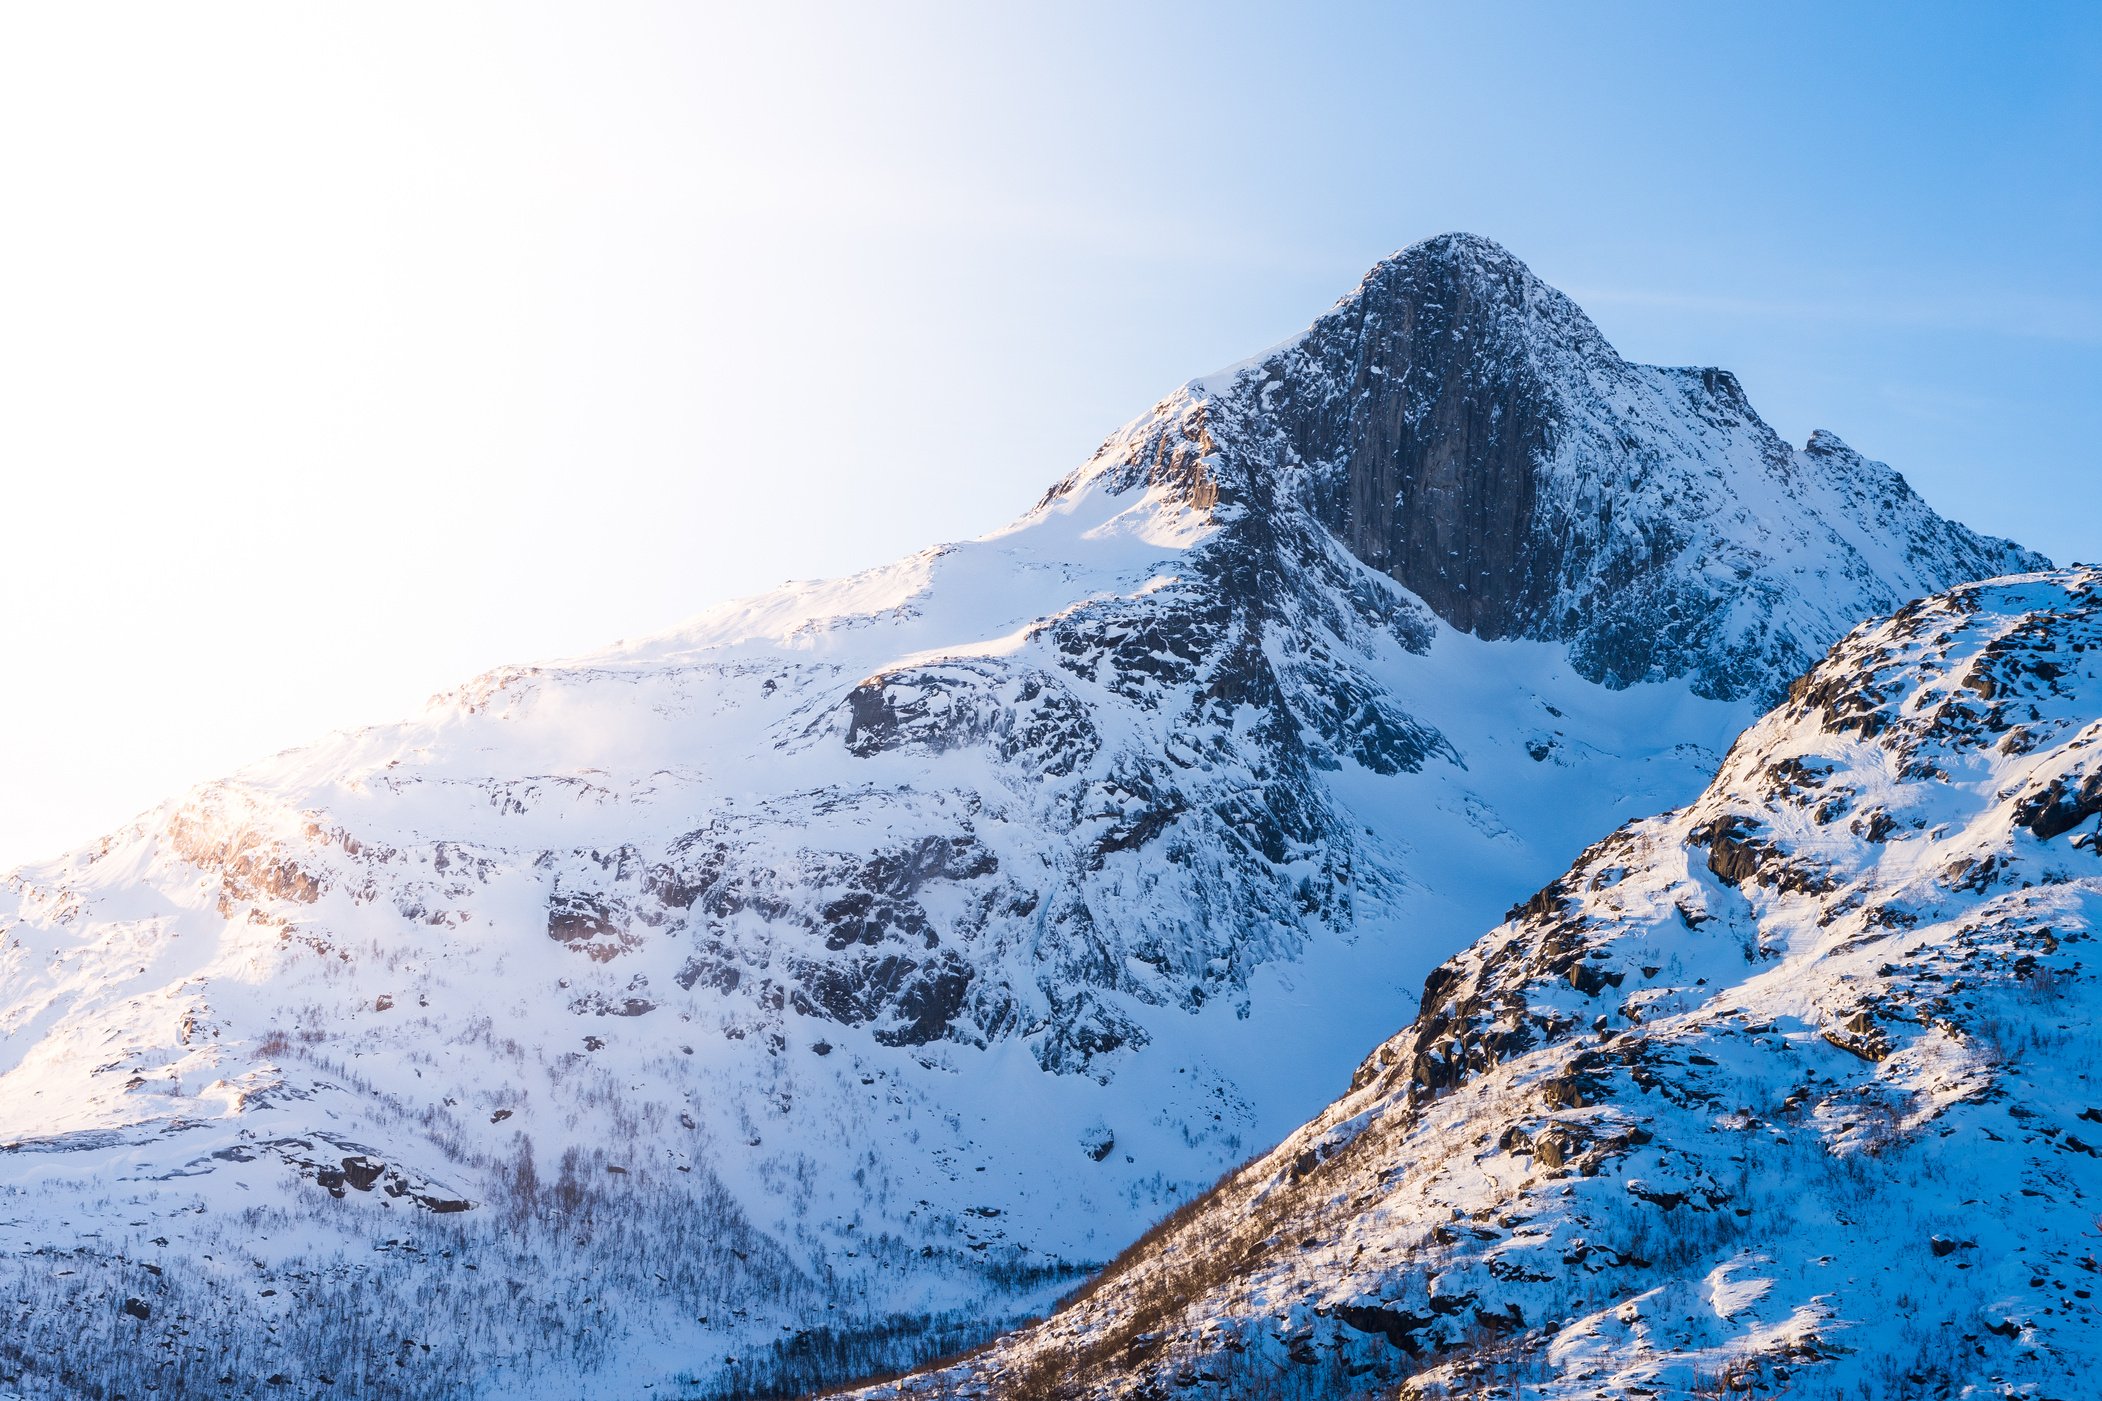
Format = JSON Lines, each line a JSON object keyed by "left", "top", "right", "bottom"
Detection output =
{"left": 0, "top": 235, "right": 2041, "bottom": 1398}
{"left": 870, "top": 567, "right": 2102, "bottom": 1401}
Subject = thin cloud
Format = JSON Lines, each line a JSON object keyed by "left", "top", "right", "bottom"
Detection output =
{"left": 1567, "top": 283, "right": 2102, "bottom": 347}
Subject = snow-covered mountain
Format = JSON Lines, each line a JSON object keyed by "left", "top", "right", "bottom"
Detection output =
{"left": 877, "top": 566, "right": 2102, "bottom": 1401}
{"left": 0, "top": 234, "right": 2042, "bottom": 1398}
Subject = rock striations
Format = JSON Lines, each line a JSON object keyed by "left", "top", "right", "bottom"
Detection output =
{"left": 870, "top": 568, "right": 2102, "bottom": 1401}
{"left": 0, "top": 235, "right": 2045, "bottom": 1398}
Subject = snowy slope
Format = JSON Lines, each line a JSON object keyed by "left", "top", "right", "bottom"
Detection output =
{"left": 878, "top": 567, "right": 2102, "bottom": 1401}
{"left": 0, "top": 235, "right": 2043, "bottom": 1398}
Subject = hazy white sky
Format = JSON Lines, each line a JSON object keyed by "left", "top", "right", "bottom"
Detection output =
{"left": 2, "top": 2, "right": 2097, "bottom": 870}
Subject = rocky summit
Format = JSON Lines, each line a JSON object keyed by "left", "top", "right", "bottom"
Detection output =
{"left": 0, "top": 235, "right": 2044, "bottom": 1398}
{"left": 1061, "top": 232, "right": 2037, "bottom": 705}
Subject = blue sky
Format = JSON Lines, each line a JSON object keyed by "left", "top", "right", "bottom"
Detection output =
{"left": 0, "top": 2, "right": 2096, "bottom": 866}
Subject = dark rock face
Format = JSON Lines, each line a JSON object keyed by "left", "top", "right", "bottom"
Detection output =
{"left": 844, "top": 663, "right": 1097, "bottom": 774}
{"left": 1335, "top": 1301, "right": 1436, "bottom": 1355}
{"left": 547, "top": 891, "right": 636, "bottom": 962}
{"left": 1069, "top": 232, "right": 2045, "bottom": 705}
{"left": 341, "top": 1155, "right": 385, "bottom": 1191}
{"left": 1694, "top": 814, "right": 1767, "bottom": 887}
{"left": 2016, "top": 769, "right": 2102, "bottom": 841}
{"left": 790, "top": 948, "right": 976, "bottom": 1047}
{"left": 1285, "top": 241, "right": 1561, "bottom": 638}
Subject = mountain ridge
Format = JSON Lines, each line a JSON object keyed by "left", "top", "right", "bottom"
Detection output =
{"left": 868, "top": 565, "right": 2102, "bottom": 1401}
{"left": 1050, "top": 232, "right": 2040, "bottom": 705}
{"left": 0, "top": 234, "right": 2047, "bottom": 1398}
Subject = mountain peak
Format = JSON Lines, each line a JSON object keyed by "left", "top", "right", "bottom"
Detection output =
{"left": 1803, "top": 426, "right": 1857, "bottom": 457}
{"left": 1070, "top": 237, "right": 2042, "bottom": 702}
{"left": 1339, "top": 231, "right": 1616, "bottom": 365}
{"left": 0, "top": 234, "right": 2057, "bottom": 1401}
{"left": 1377, "top": 229, "right": 1536, "bottom": 278}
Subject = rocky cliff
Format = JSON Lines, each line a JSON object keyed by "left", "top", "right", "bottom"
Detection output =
{"left": 1065, "top": 232, "right": 2038, "bottom": 702}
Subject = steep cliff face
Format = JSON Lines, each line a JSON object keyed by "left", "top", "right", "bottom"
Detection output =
{"left": 1065, "top": 232, "right": 2042, "bottom": 702}
{"left": 890, "top": 568, "right": 2102, "bottom": 1401}
{"left": 0, "top": 236, "right": 2046, "bottom": 1399}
